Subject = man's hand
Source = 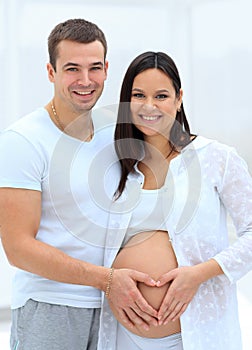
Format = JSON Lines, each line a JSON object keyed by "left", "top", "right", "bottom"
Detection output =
{"left": 108, "top": 268, "right": 158, "bottom": 330}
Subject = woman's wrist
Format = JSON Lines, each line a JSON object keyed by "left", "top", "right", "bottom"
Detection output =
{"left": 194, "top": 259, "right": 224, "bottom": 284}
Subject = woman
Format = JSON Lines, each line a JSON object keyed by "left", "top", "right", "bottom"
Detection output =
{"left": 98, "top": 52, "right": 252, "bottom": 350}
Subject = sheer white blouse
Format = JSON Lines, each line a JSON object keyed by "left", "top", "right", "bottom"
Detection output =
{"left": 98, "top": 136, "right": 252, "bottom": 350}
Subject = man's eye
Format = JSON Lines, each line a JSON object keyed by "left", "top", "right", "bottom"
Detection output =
{"left": 91, "top": 66, "right": 102, "bottom": 71}
{"left": 67, "top": 67, "right": 78, "bottom": 72}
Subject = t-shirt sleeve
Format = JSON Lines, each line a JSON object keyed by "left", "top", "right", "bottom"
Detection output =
{"left": 0, "top": 130, "right": 44, "bottom": 191}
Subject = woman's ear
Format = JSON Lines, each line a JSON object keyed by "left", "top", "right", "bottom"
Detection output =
{"left": 177, "top": 88, "right": 183, "bottom": 110}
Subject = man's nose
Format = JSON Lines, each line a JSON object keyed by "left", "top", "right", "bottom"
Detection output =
{"left": 78, "top": 70, "right": 92, "bottom": 86}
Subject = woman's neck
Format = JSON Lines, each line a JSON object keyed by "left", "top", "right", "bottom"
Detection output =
{"left": 143, "top": 134, "right": 173, "bottom": 161}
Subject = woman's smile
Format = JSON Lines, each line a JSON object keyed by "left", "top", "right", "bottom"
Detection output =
{"left": 139, "top": 113, "right": 162, "bottom": 123}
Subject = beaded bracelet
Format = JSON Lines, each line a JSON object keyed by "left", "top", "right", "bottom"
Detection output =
{"left": 105, "top": 267, "right": 114, "bottom": 298}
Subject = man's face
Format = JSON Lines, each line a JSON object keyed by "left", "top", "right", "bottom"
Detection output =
{"left": 47, "top": 39, "right": 108, "bottom": 114}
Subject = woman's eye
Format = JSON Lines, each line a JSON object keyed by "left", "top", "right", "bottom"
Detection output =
{"left": 156, "top": 94, "right": 168, "bottom": 99}
{"left": 132, "top": 93, "right": 145, "bottom": 99}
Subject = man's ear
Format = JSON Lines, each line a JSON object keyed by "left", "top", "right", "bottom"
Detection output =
{"left": 104, "top": 60, "right": 109, "bottom": 80}
{"left": 47, "top": 63, "right": 56, "bottom": 83}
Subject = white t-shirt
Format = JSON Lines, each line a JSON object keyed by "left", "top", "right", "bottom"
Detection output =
{"left": 0, "top": 107, "right": 118, "bottom": 309}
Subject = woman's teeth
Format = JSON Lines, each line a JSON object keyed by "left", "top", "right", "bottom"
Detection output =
{"left": 141, "top": 115, "right": 159, "bottom": 121}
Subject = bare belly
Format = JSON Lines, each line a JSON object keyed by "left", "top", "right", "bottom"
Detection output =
{"left": 109, "top": 230, "right": 181, "bottom": 338}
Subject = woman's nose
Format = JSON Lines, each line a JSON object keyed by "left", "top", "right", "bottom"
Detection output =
{"left": 142, "top": 98, "right": 157, "bottom": 111}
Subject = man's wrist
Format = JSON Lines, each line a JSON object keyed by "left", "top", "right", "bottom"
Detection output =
{"left": 105, "top": 267, "right": 114, "bottom": 298}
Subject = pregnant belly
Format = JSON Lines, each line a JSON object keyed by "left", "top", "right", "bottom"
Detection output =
{"left": 109, "top": 230, "right": 181, "bottom": 338}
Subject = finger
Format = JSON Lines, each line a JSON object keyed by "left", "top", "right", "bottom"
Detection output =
{"left": 157, "top": 294, "right": 173, "bottom": 321}
{"left": 125, "top": 307, "right": 150, "bottom": 331}
{"left": 134, "top": 295, "right": 158, "bottom": 318}
{"left": 134, "top": 300, "right": 158, "bottom": 326}
{"left": 117, "top": 309, "right": 134, "bottom": 329}
{"left": 163, "top": 302, "right": 186, "bottom": 325}
{"left": 158, "top": 298, "right": 180, "bottom": 324}
{"left": 133, "top": 271, "right": 156, "bottom": 287}
{"left": 170, "top": 303, "right": 188, "bottom": 322}
{"left": 156, "top": 270, "right": 176, "bottom": 287}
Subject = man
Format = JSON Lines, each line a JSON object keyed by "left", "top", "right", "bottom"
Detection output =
{"left": 0, "top": 19, "right": 157, "bottom": 350}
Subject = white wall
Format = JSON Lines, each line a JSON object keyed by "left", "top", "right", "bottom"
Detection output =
{"left": 0, "top": 0, "right": 191, "bottom": 128}
{"left": 0, "top": 0, "right": 251, "bottom": 308}
{"left": 189, "top": 0, "right": 252, "bottom": 170}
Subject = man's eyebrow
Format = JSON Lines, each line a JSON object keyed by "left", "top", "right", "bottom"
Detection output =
{"left": 62, "top": 62, "right": 80, "bottom": 69}
{"left": 62, "top": 61, "right": 104, "bottom": 69}
{"left": 91, "top": 61, "right": 104, "bottom": 67}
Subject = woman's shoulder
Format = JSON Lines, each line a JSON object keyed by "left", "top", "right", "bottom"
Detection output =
{"left": 180, "top": 136, "right": 241, "bottom": 171}
{"left": 189, "top": 135, "right": 237, "bottom": 155}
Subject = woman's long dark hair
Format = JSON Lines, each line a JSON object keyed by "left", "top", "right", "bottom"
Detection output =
{"left": 115, "top": 51, "right": 193, "bottom": 198}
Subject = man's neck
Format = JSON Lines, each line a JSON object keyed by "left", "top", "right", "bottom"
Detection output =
{"left": 45, "top": 101, "right": 94, "bottom": 141}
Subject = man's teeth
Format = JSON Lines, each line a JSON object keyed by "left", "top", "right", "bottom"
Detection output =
{"left": 141, "top": 115, "right": 159, "bottom": 121}
{"left": 76, "top": 91, "right": 91, "bottom": 95}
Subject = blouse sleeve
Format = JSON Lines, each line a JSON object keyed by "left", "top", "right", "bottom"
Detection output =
{"left": 213, "top": 148, "right": 252, "bottom": 283}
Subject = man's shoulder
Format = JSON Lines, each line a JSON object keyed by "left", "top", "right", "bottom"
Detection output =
{"left": 0, "top": 107, "right": 58, "bottom": 154}
{"left": 5, "top": 108, "right": 48, "bottom": 134}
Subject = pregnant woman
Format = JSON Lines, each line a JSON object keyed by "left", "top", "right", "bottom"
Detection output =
{"left": 98, "top": 51, "right": 252, "bottom": 350}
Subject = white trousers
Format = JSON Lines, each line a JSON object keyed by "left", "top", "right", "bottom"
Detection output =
{"left": 116, "top": 323, "right": 184, "bottom": 350}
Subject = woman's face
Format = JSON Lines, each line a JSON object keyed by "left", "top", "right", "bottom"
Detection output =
{"left": 130, "top": 68, "right": 183, "bottom": 138}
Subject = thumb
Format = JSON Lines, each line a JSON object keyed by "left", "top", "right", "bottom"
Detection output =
{"left": 156, "top": 269, "right": 177, "bottom": 287}
{"left": 132, "top": 270, "right": 156, "bottom": 286}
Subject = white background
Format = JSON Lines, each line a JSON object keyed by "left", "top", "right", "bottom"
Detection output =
{"left": 0, "top": 0, "right": 252, "bottom": 348}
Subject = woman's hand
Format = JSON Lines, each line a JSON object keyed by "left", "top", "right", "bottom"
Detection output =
{"left": 156, "top": 266, "right": 201, "bottom": 324}
{"left": 107, "top": 268, "right": 158, "bottom": 330}
{"left": 156, "top": 260, "right": 223, "bottom": 324}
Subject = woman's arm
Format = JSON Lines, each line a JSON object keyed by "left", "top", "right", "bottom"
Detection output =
{"left": 157, "top": 147, "right": 252, "bottom": 324}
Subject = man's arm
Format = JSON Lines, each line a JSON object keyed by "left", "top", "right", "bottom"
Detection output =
{"left": 0, "top": 187, "right": 158, "bottom": 328}
{"left": 0, "top": 188, "right": 107, "bottom": 287}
